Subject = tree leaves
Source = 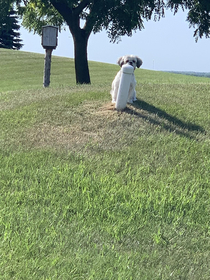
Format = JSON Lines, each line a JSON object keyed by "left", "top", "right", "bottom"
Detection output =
{"left": 168, "top": 0, "right": 210, "bottom": 40}
{"left": 0, "top": 3, "right": 23, "bottom": 50}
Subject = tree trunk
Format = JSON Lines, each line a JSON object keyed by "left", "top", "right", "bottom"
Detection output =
{"left": 48, "top": 0, "right": 92, "bottom": 84}
{"left": 73, "top": 30, "right": 90, "bottom": 84}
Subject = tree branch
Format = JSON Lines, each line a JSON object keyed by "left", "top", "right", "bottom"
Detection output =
{"left": 82, "top": 1, "right": 101, "bottom": 35}
{"left": 49, "top": 0, "right": 73, "bottom": 23}
{"left": 74, "top": 0, "right": 90, "bottom": 15}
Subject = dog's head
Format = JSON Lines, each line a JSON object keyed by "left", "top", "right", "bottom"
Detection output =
{"left": 117, "top": 55, "right": 143, "bottom": 69}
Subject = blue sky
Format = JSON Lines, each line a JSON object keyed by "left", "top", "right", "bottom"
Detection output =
{"left": 20, "top": 9, "right": 210, "bottom": 72}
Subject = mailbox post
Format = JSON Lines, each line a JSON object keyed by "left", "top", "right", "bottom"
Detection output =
{"left": 42, "top": 26, "right": 58, "bottom": 87}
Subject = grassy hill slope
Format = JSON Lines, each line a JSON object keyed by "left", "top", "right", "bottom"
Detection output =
{"left": 1, "top": 49, "right": 210, "bottom": 279}
{"left": 1, "top": 48, "right": 210, "bottom": 90}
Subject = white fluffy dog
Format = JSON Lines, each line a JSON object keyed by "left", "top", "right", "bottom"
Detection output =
{"left": 110, "top": 55, "right": 143, "bottom": 103}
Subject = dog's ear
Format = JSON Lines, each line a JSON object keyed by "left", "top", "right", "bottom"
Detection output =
{"left": 136, "top": 57, "right": 143, "bottom": 68}
{"left": 117, "top": 56, "right": 124, "bottom": 67}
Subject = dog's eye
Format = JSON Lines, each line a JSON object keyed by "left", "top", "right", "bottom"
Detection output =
{"left": 132, "top": 60, "right": 136, "bottom": 63}
{"left": 126, "top": 60, "right": 129, "bottom": 63}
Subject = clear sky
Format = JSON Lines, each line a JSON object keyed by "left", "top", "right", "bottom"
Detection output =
{"left": 20, "top": 9, "right": 210, "bottom": 73}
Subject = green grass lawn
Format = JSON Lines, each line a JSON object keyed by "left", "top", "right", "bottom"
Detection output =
{"left": 1, "top": 48, "right": 210, "bottom": 279}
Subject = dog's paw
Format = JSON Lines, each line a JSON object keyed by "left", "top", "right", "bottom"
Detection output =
{"left": 127, "top": 99, "right": 133, "bottom": 104}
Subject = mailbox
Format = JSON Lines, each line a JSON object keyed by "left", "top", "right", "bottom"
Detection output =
{"left": 42, "top": 25, "right": 58, "bottom": 49}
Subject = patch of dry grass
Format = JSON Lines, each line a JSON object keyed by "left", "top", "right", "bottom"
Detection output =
{"left": 20, "top": 96, "right": 207, "bottom": 155}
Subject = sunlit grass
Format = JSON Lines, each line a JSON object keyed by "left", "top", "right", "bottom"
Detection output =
{"left": 1, "top": 49, "right": 210, "bottom": 279}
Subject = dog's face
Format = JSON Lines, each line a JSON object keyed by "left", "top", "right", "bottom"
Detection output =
{"left": 117, "top": 55, "right": 143, "bottom": 69}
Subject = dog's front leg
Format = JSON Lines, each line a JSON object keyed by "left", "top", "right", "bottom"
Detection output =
{"left": 133, "top": 89, "right": 137, "bottom": 101}
{"left": 110, "top": 83, "right": 118, "bottom": 103}
{"left": 127, "top": 76, "right": 137, "bottom": 103}
{"left": 127, "top": 83, "right": 136, "bottom": 103}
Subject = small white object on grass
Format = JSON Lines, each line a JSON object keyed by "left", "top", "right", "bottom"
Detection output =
{"left": 115, "top": 64, "right": 134, "bottom": 110}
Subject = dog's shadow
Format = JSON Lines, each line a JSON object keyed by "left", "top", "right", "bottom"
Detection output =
{"left": 124, "top": 99, "right": 205, "bottom": 138}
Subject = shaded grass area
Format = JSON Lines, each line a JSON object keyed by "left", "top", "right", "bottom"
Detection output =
{"left": 1, "top": 49, "right": 210, "bottom": 279}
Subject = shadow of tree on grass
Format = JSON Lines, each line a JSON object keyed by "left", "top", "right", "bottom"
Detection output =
{"left": 124, "top": 99, "right": 205, "bottom": 139}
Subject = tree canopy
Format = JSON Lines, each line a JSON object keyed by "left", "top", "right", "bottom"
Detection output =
{"left": 11, "top": 0, "right": 210, "bottom": 83}
{"left": 16, "top": 0, "right": 168, "bottom": 41}
{"left": 167, "top": 0, "right": 210, "bottom": 40}
{"left": 14, "top": 0, "right": 167, "bottom": 83}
